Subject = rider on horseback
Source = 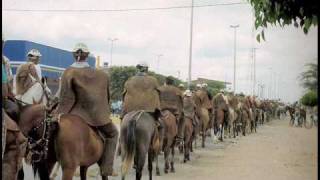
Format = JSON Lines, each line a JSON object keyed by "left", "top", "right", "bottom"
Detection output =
{"left": 183, "top": 89, "right": 198, "bottom": 126}
{"left": 121, "top": 61, "right": 162, "bottom": 127}
{"left": 158, "top": 76, "right": 184, "bottom": 141}
{"left": 54, "top": 43, "right": 119, "bottom": 177}
{"left": 15, "top": 49, "right": 42, "bottom": 96}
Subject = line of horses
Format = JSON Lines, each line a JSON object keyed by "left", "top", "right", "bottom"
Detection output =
{"left": 3, "top": 90, "right": 299, "bottom": 180}
{"left": 119, "top": 94, "right": 291, "bottom": 180}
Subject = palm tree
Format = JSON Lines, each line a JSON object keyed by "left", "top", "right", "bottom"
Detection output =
{"left": 299, "top": 62, "right": 318, "bottom": 92}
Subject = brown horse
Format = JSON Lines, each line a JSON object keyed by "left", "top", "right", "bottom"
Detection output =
{"left": 15, "top": 103, "right": 110, "bottom": 180}
{"left": 155, "top": 110, "right": 177, "bottom": 174}
{"left": 197, "top": 108, "right": 210, "bottom": 147}
{"left": 285, "top": 105, "right": 295, "bottom": 125}
{"left": 182, "top": 116, "right": 194, "bottom": 163}
{"left": 120, "top": 110, "right": 161, "bottom": 180}
{"left": 212, "top": 93, "right": 229, "bottom": 141}
{"left": 2, "top": 110, "right": 27, "bottom": 180}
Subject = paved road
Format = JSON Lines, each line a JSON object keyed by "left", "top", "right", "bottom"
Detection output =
{"left": 22, "top": 116, "right": 317, "bottom": 180}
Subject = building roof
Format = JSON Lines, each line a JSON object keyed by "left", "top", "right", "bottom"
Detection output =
{"left": 192, "top": 77, "right": 231, "bottom": 85}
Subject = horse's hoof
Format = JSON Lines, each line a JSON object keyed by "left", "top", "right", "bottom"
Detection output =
{"left": 164, "top": 169, "right": 168, "bottom": 174}
{"left": 156, "top": 171, "right": 160, "bottom": 176}
{"left": 183, "top": 159, "right": 187, "bottom": 163}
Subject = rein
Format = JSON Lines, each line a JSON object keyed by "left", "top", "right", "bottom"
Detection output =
{"left": 27, "top": 108, "right": 54, "bottom": 163}
{"left": 12, "top": 97, "right": 32, "bottom": 106}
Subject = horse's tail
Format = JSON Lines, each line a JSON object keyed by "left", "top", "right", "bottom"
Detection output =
{"left": 121, "top": 116, "right": 137, "bottom": 178}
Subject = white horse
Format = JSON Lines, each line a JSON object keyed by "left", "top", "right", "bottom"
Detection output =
{"left": 14, "top": 75, "right": 52, "bottom": 106}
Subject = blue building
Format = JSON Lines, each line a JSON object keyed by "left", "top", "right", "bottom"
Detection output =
{"left": 3, "top": 40, "right": 96, "bottom": 79}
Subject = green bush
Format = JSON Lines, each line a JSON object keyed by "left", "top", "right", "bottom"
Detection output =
{"left": 300, "top": 90, "right": 318, "bottom": 107}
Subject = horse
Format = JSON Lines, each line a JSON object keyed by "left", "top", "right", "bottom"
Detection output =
{"left": 294, "top": 107, "right": 307, "bottom": 127}
{"left": 197, "top": 107, "right": 210, "bottom": 146}
{"left": 120, "top": 110, "right": 161, "bottom": 180}
{"left": 157, "top": 110, "right": 177, "bottom": 174}
{"left": 181, "top": 115, "right": 195, "bottom": 163}
{"left": 14, "top": 103, "right": 111, "bottom": 180}
{"left": 2, "top": 109, "right": 27, "bottom": 180}
{"left": 285, "top": 105, "right": 295, "bottom": 126}
{"left": 212, "top": 93, "right": 229, "bottom": 141}
{"left": 237, "top": 102, "right": 250, "bottom": 136}
{"left": 15, "top": 76, "right": 52, "bottom": 106}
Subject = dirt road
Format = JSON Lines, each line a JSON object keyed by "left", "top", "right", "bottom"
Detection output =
{"left": 23, "top": 117, "right": 317, "bottom": 180}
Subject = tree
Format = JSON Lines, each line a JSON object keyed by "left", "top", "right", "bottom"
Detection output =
{"left": 299, "top": 62, "right": 318, "bottom": 92}
{"left": 300, "top": 90, "right": 317, "bottom": 107}
{"left": 248, "top": 0, "right": 318, "bottom": 42}
{"left": 108, "top": 66, "right": 137, "bottom": 101}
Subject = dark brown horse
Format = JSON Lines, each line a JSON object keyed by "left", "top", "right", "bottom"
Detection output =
{"left": 212, "top": 93, "right": 229, "bottom": 141}
{"left": 158, "top": 110, "right": 177, "bottom": 174}
{"left": 120, "top": 110, "right": 161, "bottom": 180}
{"left": 2, "top": 110, "right": 27, "bottom": 180}
{"left": 182, "top": 116, "right": 194, "bottom": 163}
{"left": 285, "top": 105, "right": 295, "bottom": 125}
{"left": 15, "top": 103, "right": 109, "bottom": 180}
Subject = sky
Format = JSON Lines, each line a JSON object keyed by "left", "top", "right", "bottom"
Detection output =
{"left": 2, "top": 0, "right": 318, "bottom": 103}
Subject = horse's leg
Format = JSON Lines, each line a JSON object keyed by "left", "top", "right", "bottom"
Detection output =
{"left": 164, "top": 143, "right": 169, "bottom": 174}
{"left": 184, "top": 138, "right": 188, "bottom": 163}
{"left": 80, "top": 166, "right": 88, "bottom": 180}
{"left": 148, "top": 151, "right": 153, "bottom": 180}
{"left": 202, "top": 126, "right": 205, "bottom": 148}
{"left": 155, "top": 152, "right": 160, "bottom": 176}
{"left": 220, "top": 124, "right": 223, "bottom": 142}
{"left": 17, "top": 168, "right": 24, "bottom": 180}
{"left": 170, "top": 144, "right": 175, "bottom": 173}
{"left": 62, "top": 166, "right": 77, "bottom": 180}
{"left": 136, "top": 150, "right": 146, "bottom": 180}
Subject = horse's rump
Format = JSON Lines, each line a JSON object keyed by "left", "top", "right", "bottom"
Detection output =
{"left": 55, "top": 114, "right": 103, "bottom": 165}
{"left": 198, "top": 108, "right": 209, "bottom": 129}
{"left": 161, "top": 110, "right": 178, "bottom": 139}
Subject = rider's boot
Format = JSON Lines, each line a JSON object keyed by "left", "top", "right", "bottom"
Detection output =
{"left": 97, "top": 122, "right": 119, "bottom": 177}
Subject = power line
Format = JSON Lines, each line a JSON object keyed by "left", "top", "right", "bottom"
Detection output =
{"left": 3, "top": 2, "right": 248, "bottom": 13}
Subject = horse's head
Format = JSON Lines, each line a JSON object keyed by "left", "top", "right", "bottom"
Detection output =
{"left": 214, "top": 93, "right": 228, "bottom": 110}
{"left": 42, "top": 77, "right": 52, "bottom": 96}
{"left": 18, "top": 104, "right": 46, "bottom": 138}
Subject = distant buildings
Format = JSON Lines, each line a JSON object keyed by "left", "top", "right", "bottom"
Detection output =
{"left": 3, "top": 40, "right": 96, "bottom": 93}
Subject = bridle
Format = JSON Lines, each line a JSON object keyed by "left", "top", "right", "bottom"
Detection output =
{"left": 26, "top": 107, "right": 54, "bottom": 163}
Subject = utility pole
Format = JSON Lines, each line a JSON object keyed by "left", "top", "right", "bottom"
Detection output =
{"left": 268, "top": 67, "right": 272, "bottom": 99}
{"left": 230, "top": 24, "right": 240, "bottom": 94}
{"left": 253, "top": 48, "right": 258, "bottom": 96}
{"left": 108, "top": 38, "right": 118, "bottom": 66}
{"left": 187, "top": 0, "right": 194, "bottom": 89}
{"left": 261, "top": 84, "right": 265, "bottom": 99}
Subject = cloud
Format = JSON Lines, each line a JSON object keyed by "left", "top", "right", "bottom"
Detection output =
{"left": 2, "top": 0, "right": 318, "bottom": 103}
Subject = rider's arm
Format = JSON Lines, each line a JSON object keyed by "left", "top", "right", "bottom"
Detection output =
{"left": 29, "top": 64, "right": 41, "bottom": 82}
{"left": 55, "top": 70, "right": 75, "bottom": 114}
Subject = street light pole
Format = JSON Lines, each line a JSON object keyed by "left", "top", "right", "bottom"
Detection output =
{"left": 108, "top": 38, "right": 118, "bottom": 66}
{"left": 230, "top": 24, "right": 239, "bottom": 94}
{"left": 253, "top": 48, "right": 258, "bottom": 96}
{"left": 187, "top": 0, "right": 194, "bottom": 89}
